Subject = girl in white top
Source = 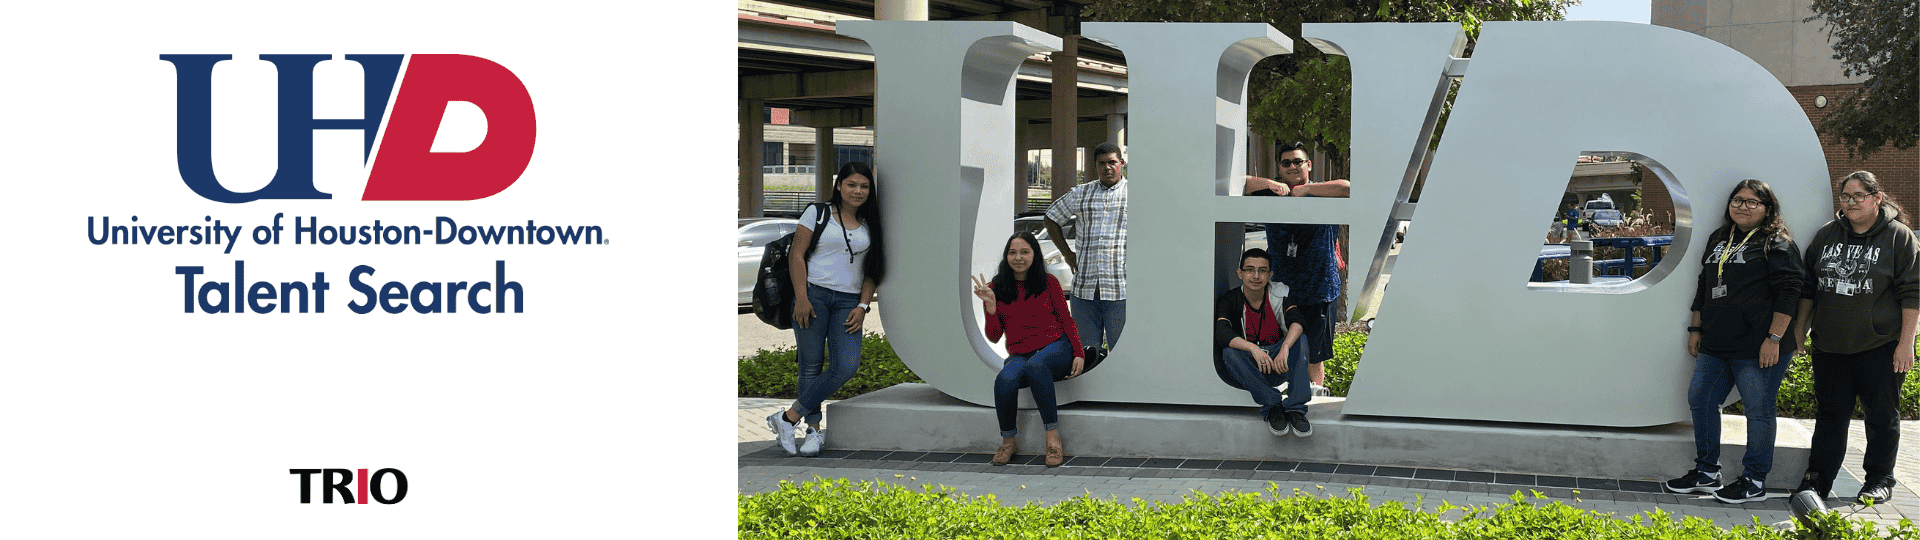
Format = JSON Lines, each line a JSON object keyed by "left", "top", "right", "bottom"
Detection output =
{"left": 766, "top": 162, "right": 887, "bottom": 457}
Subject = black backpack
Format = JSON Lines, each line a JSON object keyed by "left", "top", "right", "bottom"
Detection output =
{"left": 752, "top": 203, "right": 832, "bottom": 329}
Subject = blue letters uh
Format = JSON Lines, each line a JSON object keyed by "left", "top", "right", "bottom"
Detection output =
{"left": 160, "top": 54, "right": 403, "bottom": 203}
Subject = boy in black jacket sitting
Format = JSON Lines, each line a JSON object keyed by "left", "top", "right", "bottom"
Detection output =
{"left": 1213, "top": 248, "right": 1312, "bottom": 437}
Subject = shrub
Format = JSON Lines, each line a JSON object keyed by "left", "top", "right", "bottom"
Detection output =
{"left": 1320, "top": 331, "right": 1365, "bottom": 397}
{"left": 737, "top": 333, "right": 924, "bottom": 400}
{"left": 740, "top": 478, "right": 1913, "bottom": 539}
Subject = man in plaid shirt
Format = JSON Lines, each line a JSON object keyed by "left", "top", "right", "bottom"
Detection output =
{"left": 1044, "top": 142, "right": 1129, "bottom": 350}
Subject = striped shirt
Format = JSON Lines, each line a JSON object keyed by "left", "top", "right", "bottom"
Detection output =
{"left": 1044, "top": 178, "right": 1128, "bottom": 300}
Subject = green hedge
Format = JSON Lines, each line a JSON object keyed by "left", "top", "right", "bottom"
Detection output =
{"left": 740, "top": 478, "right": 1911, "bottom": 539}
{"left": 739, "top": 332, "right": 1920, "bottom": 420}
{"left": 738, "top": 333, "right": 924, "bottom": 400}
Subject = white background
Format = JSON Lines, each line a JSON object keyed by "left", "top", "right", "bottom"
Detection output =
{"left": 1, "top": 2, "right": 733, "bottom": 537}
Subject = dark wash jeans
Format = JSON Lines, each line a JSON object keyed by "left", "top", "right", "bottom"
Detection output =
{"left": 1686, "top": 352, "right": 1790, "bottom": 482}
{"left": 994, "top": 336, "right": 1076, "bottom": 437}
{"left": 1218, "top": 340, "right": 1309, "bottom": 421}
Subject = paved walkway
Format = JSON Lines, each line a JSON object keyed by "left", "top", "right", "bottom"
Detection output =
{"left": 739, "top": 397, "right": 1920, "bottom": 529}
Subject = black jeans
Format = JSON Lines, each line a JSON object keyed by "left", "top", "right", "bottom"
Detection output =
{"left": 1806, "top": 341, "right": 1906, "bottom": 496}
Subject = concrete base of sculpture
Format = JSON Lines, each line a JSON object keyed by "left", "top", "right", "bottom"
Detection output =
{"left": 826, "top": 383, "right": 1811, "bottom": 482}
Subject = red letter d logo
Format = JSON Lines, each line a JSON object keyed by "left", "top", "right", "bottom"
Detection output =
{"left": 363, "top": 54, "right": 536, "bottom": 201}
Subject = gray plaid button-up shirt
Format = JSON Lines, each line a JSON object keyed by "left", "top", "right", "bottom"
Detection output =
{"left": 1044, "top": 177, "right": 1128, "bottom": 300}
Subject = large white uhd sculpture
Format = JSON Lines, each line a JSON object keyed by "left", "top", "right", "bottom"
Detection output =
{"left": 841, "top": 20, "right": 1832, "bottom": 427}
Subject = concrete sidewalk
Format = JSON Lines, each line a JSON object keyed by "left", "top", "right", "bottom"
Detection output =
{"left": 739, "top": 397, "right": 1920, "bottom": 529}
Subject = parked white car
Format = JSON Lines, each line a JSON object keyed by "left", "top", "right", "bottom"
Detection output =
{"left": 1013, "top": 216, "right": 1076, "bottom": 288}
{"left": 738, "top": 217, "right": 798, "bottom": 305}
{"left": 1582, "top": 195, "right": 1624, "bottom": 228}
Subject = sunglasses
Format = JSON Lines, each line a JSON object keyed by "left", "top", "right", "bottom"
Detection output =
{"left": 1279, "top": 158, "right": 1308, "bottom": 168}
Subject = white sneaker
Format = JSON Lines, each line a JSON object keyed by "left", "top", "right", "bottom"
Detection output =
{"left": 799, "top": 428, "right": 826, "bottom": 457}
{"left": 767, "top": 411, "right": 798, "bottom": 456}
{"left": 1311, "top": 384, "right": 1331, "bottom": 397}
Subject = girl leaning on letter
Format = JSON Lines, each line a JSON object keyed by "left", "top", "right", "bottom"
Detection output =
{"left": 1664, "top": 179, "right": 1802, "bottom": 504}
{"left": 766, "top": 162, "right": 887, "bottom": 457}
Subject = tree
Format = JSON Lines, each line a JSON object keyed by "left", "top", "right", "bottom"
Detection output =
{"left": 1084, "top": 0, "right": 1570, "bottom": 162}
{"left": 1805, "top": 0, "right": 1918, "bottom": 158}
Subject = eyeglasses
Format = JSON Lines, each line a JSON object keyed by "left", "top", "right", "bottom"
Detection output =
{"left": 1728, "top": 197, "right": 1766, "bottom": 210}
{"left": 1838, "top": 192, "right": 1877, "bottom": 204}
{"left": 1240, "top": 266, "right": 1272, "bottom": 275}
{"left": 1279, "top": 158, "right": 1309, "bottom": 168}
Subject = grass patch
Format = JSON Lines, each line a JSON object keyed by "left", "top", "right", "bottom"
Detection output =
{"left": 738, "top": 333, "right": 923, "bottom": 400}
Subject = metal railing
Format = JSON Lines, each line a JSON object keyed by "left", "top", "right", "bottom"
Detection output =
{"left": 759, "top": 191, "right": 1052, "bottom": 216}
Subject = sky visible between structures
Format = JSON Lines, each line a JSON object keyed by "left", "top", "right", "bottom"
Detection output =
{"left": 1563, "top": 0, "right": 1651, "bottom": 24}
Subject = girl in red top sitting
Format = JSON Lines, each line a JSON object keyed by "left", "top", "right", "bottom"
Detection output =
{"left": 971, "top": 232, "right": 1084, "bottom": 467}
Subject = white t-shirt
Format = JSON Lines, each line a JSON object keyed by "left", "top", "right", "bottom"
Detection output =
{"left": 798, "top": 204, "right": 871, "bottom": 295}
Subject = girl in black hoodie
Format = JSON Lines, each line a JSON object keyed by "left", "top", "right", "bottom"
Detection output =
{"left": 1665, "top": 179, "right": 1803, "bottom": 504}
{"left": 1793, "top": 171, "right": 1920, "bottom": 504}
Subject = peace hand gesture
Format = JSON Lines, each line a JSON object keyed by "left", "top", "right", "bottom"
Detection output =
{"left": 971, "top": 274, "right": 996, "bottom": 314}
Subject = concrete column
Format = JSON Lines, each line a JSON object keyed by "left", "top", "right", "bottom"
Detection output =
{"left": 814, "top": 127, "right": 836, "bottom": 201}
{"left": 1050, "top": 36, "right": 1079, "bottom": 198}
{"left": 1013, "top": 120, "right": 1027, "bottom": 215}
{"left": 739, "top": 98, "right": 765, "bottom": 218}
{"left": 1105, "top": 112, "right": 1125, "bottom": 149}
{"left": 877, "top": 0, "right": 927, "bottom": 21}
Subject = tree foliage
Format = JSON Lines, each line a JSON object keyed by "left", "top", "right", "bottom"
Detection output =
{"left": 1805, "top": 0, "right": 1918, "bottom": 158}
{"left": 1084, "top": 0, "right": 1570, "bottom": 161}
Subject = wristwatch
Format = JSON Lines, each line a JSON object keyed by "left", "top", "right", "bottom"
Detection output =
{"left": 856, "top": 303, "right": 871, "bottom": 312}
{"left": 1767, "top": 333, "right": 1783, "bottom": 343}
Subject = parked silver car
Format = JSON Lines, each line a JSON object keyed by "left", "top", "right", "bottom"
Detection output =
{"left": 738, "top": 217, "right": 798, "bottom": 305}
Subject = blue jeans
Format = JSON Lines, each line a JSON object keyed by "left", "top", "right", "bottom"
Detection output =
{"left": 791, "top": 284, "right": 863, "bottom": 426}
{"left": 994, "top": 336, "right": 1076, "bottom": 437}
{"left": 1687, "top": 352, "right": 1790, "bottom": 481}
{"left": 1218, "top": 341, "right": 1309, "bottom": 421}
{"left": 1069, "top": 297, "right": 1125, "bottom": 349}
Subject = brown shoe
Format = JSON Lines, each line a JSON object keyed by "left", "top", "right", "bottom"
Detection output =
{"left": 991, "top": 442, "right": 1017, "bottom": 466}
{"left": 1044, "top": 443, "right": 1064, "bottom": 467}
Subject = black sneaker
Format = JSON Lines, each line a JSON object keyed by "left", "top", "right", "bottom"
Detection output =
{"left": 1287, "top": 411, "right": 1312, "bottom": 438}
{"left": 1712, "top": 476, "right": 1766, "bottom": 504}
{"left": 1663, "top": 469, "right": 1719, "bottom": 494}
{"left": 1858, "top": 475, "right": 1897, "bottom": 504}
{"left": 1266, "top": 411, "right": 1292, "bottom": 436}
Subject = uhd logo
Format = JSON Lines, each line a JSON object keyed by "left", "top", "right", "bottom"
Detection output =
{"left": 289, "top": 468, "right": 408, "bottom": 504}
{"left": 161, "top": 54, "right": 536, "bottom": 203}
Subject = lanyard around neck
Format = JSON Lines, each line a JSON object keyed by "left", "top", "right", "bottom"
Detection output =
{"left": 1715, "top": 227, "right": 1758, "bottom": 282}
{"left": 836, "top": 209, "right": 867, "bottom": 263}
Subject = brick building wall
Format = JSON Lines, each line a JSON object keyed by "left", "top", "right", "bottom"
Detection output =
{"left": 1638, "top": 163, "right": 1676, "bottom": 227}
{"left": 1789, "top": 84, "right": 1920, "bottom": 216}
